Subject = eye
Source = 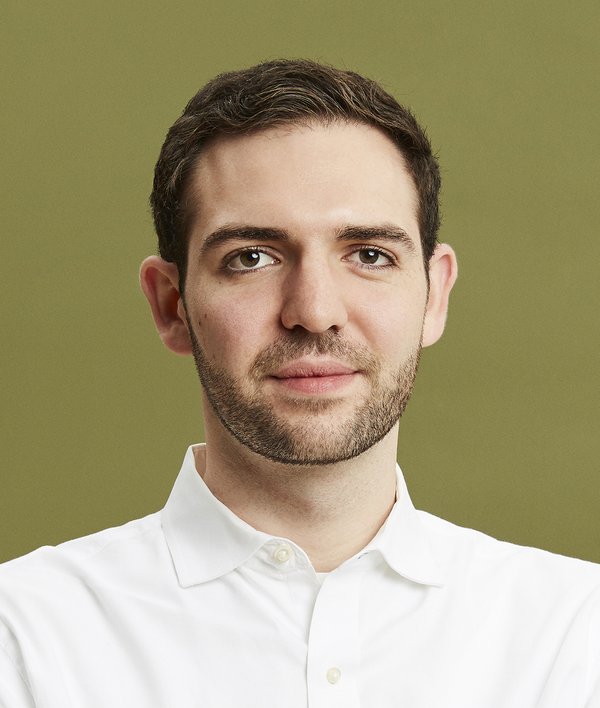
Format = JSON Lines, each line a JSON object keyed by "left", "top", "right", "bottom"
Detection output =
{"left": 347, "top": 247, "right": 394, "bottom": 268}
{"left": 226, "top": 249, "right": 278, "bottom": 271}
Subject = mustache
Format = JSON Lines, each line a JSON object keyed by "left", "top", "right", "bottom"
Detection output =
{"left": 250, "top": 330, "right": 381, "bottom": 378}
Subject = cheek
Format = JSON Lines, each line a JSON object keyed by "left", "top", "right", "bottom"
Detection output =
{"left": 190, "top": 290, "right": 278, "bottom": 369}
{"left": 353, "top": 294, "right": 426, "bottom": 356}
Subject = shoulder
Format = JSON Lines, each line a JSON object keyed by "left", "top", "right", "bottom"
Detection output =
{"left": 419, "top": 509, "right": 600, "bottom": 605}
{"left": 0, "top": 512, "right": 165, "bottom": 611}
{"left": 415, "top": 512, "right": 600, "bottom": 701}
{"left": 0, "top": 513, "right": 169, "bottom": 703}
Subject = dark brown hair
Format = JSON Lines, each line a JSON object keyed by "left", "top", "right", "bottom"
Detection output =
{"left": 150, "top": 59, "right": 441, "bottom": 284}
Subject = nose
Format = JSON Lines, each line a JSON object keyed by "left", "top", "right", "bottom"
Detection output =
{"left": 280, "top": 262, "right": 349, "bottom": 333}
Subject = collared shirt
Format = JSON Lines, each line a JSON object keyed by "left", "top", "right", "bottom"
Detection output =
{"left": 1, "top": 445, "right": 600, "bottom": 707}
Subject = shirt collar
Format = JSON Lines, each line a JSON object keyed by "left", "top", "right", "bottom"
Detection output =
{"left": 371, "top": 467, "right": 447, "bottom": 587}
{"left": 161, "top": 444, "right": 446, "bottom": 588}
{"left": 161, "top": 446, "right": 271, "bottom": 587}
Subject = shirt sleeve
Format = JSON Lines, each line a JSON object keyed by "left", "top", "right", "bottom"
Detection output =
{"left": 0, "top": 644, "right": 35, "bottom": 708}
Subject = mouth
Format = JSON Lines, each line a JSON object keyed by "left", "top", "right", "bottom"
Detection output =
{"left": 270, "top": 359, "right": 360, "bottom": 395}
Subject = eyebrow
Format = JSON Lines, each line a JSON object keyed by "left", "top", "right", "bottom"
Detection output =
{"left": 199, "top": 223, "right": 417, "bottom": 257}
{"left": 335, "top": 224, "right": 417, "bottom": 254}
{"left": 199, "top": 226, "right": 289, "bottom": 257}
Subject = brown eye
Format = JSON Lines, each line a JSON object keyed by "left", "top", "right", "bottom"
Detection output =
{"left": 348, "top": 247, "right": 392, "bottom": 267}
{"left": 227, "top": 249, "right": 278, "bottom": 271}
{"left": 358, "top": 248, "right": 381, "bottom": 265}
{"left": 239, "top": 251, "right": 261, "bottom": 268}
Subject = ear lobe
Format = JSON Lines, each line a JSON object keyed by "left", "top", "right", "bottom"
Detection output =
{"left": 422, "top": 243, "right": 458, "bottom": 347}
{"left": 139, "top": 256, "right": 192, "bottom": 355}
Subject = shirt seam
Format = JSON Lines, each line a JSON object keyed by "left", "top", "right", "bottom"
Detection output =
{"left": 58, "top": 516, "right": 162, "bottom": 568}
{"left": 584, "top": 586, "right": 600, "bottom": 699}
{"left": 0, "top": 634, "right": 36, "bottom": 702}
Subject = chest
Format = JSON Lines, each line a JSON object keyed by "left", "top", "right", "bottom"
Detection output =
{"left": 17, "top": 564, "right": 589, "bottom": 707}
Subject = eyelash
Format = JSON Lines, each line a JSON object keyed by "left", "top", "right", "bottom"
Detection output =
{"left": 222, "top": 245, "right": 397, "bottom": 274}
{"left": 223, "top": 247, "right": 280, "bottom": 273}
{"left": 346, "top": 244, "right": 396, "bottom": 270}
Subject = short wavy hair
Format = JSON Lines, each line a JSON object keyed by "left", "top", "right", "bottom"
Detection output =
{"left": 150, "top": 59, "right": 441, "bottom": 284}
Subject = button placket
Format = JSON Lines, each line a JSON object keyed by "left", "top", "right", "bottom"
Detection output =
{"left": 306, "top": 563, "right": 365, "bottom": 708}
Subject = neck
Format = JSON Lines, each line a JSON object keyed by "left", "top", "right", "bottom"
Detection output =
{"left": 196, "top": 419, "right": 399, "bottom": 572}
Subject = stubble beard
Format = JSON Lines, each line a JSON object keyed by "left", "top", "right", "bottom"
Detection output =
{"left": 187, "top": 324, "right": 421, "bottom": 466}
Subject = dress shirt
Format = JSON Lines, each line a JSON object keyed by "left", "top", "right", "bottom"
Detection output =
{"left": 1, "top": 444, "right": 600, "bottom": 707}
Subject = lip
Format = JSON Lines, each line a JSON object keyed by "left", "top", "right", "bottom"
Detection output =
{"left": 272, "top": 359, "right": 358, "bottom": 379}
{"left": 270, "top": 359, "right": 360, "bottom": 395}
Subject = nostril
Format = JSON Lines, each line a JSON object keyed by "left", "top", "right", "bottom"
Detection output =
{"left": 279, "top": 267, "right": 349, "bottom": 333}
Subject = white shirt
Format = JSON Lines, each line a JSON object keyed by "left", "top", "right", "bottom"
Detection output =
{"left": 1, "top": 445, "right": 599, "bottom": 707}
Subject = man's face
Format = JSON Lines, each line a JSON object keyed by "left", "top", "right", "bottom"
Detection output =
{"left": 181, "top": 122, "right": 430, "bottom": 465}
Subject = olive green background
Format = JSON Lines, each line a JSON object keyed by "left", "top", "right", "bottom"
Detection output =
{"left": 2, "top": 0, "right": 598, "bottom": 564}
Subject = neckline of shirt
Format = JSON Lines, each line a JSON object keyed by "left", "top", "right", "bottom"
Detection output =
{"left": 161, "top": 444, "right": 447, "bottom": 588}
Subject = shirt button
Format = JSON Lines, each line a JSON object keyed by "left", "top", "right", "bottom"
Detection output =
{"left": 273, "top": 544, "right": 292, "bottom": 564}
{"left": 326, "top": 667, "right": 341, "bottom": 684}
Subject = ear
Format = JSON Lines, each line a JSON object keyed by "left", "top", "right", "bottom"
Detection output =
{"left": 422, "top": 243, "right": 458, "bottom": 347}
{"left": 139, "top": 256, "right": 192, "bottom": 355}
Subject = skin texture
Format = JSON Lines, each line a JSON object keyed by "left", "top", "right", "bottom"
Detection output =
{"left": 140, "top": 121, "right": 457, "bottom": 570}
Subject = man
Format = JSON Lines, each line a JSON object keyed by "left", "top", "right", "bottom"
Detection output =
{"left": 1, "top": 59, "right": 599, "bottom": 707}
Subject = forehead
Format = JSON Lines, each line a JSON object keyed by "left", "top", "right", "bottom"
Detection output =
{"left": 187, "top": 121, "right": 420, "bottom": 245}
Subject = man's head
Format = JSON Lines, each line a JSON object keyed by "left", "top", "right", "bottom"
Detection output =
{"left": 141, "top": 61, "right": 457, "bottom": 466}
{"left": 150, "top": 59, "right": 441, "bottom": 289}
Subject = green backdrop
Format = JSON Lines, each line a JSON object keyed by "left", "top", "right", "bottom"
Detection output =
{"left": 2, "top": 0, "right": 599, "bottom": 563}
